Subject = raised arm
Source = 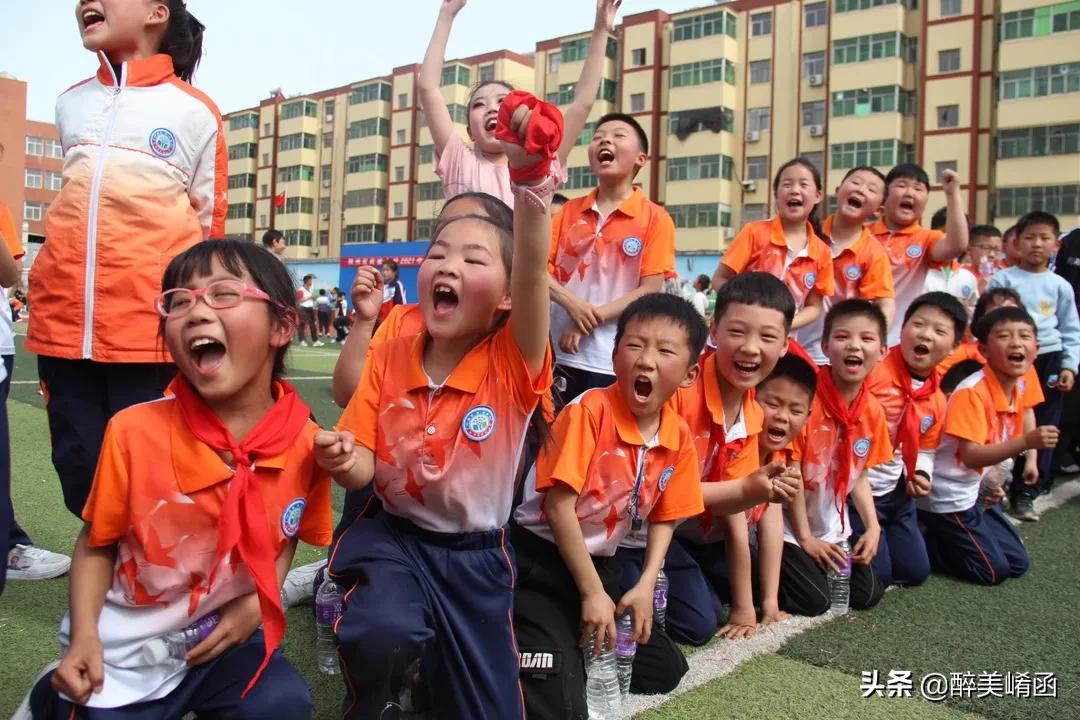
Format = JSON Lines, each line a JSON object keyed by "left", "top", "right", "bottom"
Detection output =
{"left": 418, "top": 0, "right": 467, "bottom": 156}
{"left": 331, "top": 267, "right": 383, "bottom": 407}
{"left": 930, "top": 170, "right": 969, "bottom": 263}
{"left": 557, "top": 0, "right": 621, "bottom": 167}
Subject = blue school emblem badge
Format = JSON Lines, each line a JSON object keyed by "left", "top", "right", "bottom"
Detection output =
{"left": 622, "top": 237, "right": 643, "bottom": 257}
{"left": 658, "top": 466, "right": 675, "bottom": 492}
{"left": 920, "top": 415, "right": 933, "bottom": 434}
{"left": 845, "top": 265, "right": 862, "bottom": 282}
{"left": 148, "top": 128, "right": 177, "bottom": 158}
{"left": 905, "top": 244, "right": 923, "bottom": 259}
{"left": 462, "top": 405, "right": 496, "bottom": 442}
{"left": 961, "top": 285, "right": 973, "bottom": 298}
{"left": 853, "top": 438, "right": 871, "bottom": 458}
{"left": 281, "top": 498, "right": 306, "bottom": 538}
{"left": 804, "top": 272, "right": 817, "bottom": 289}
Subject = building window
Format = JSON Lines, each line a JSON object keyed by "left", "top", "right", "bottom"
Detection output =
{"left": 263, "top": 123, "right": 271, "bottom": 136}
{"left": 1001, "top": 4, "right": 1080, "bottom": 41}
{"left": 575, "top": 122, "right": 597, "bottom": 146}
{"left": 259, "top": 214, "right": 268, "bottom": 226}
{"left": 940, "top": 0, "right": 961, "bottom": 16}
{"left": 261, "top": 184, "right": 269, "bottom": 196}
{"left": 418, "top": 145, "right": 435, "bottom": 164}
{"left": 999, "top": 62, "right": 1080, "bottom": 99}
{"left": 830, "top": 138, "right": 912, "bottom": 169}
{"left": 229, "top": 113, "right": 258, "bottom": 131}
{"left": 279, "top": 132, "right": 317, "bottom": 151}
{"left": 344, "top": 224, "right": 387, "bottom": 244}
{"left": 440, "top": 65, "right": 470, "bottom": 87}
{"left": 742, "top": 204, "right": 768, "bottom": 222}
{"left": 935, "top": 161, "right": 958, "bottom": 182}
{"left": 745, "top": 156, "right": 769, "bottom": 181}
{"left": 281, "top": 100, "right": 318, "bottom": 120}
{"left": 599, "top": 78, "right": 618, "bottom": 103}
{"left": 547, "top": 51, "right": 561, "bottom": 74}
{"left": 668, "top": 203, "right": 732, "bottom": 229}
{"left": 347, "top": 118, "right": 390, "bottom": 140}
{"left": 748, "top": 107, "right": 771, "bottom": 132}
{"left": 349, "top": 82, "right": 392, "bottom": 105}
{"left": 226, "top": 203, "right": 254, "bottom": 220}
{"left": 24, "top": 202, "right": 44, "bottom": 221}
{"left": 630, "top": 93, "right": 646, "bottom": 112}
{"left": 284, "top": 230, "right": 313, "bottom": 247}
{"left": 228, "top": 143, "right": 257, "bottom": 160}
{"left": 998, "top": 124, "right": 1080, "bottom": 158}
{"left": 262, "top": 153, "right": 270, "bottom": 165}
{"left": 631, "top": 48, "right": 647, "bottom": 66}
{"left": 750, "top": 12, "right": 772, "bottom": 36}
{"left": 398, "top": 93, "right": 408, "bottom": 109}
{"left": 805, "top": 2, "right": 828, "bottom": 26}
{"left": 24, "top": 170, "right": 43, "bottom": 189}
{"left": 803, "top": 151, "right": 825, "bottom": 174}
{"left": 671, "top": 58, "right": 735, "bottom": 87}
{"left": 324, "top": 100, "right": 335, "bottom": 121}
{"left": 565, "top": 166, "right": 599, "bottom": 190}
{"left": 672, "top": 11, "right": 737, "bottom": 42}
{"left": 835, "top": 0, "right": 899, "bottom": 11}
{"left": 937, "top": 105, "right": 960, "bottom": 127}
{"left": 45, "top": 139, "right": 63, "bottom": 158}
{"left": 803, "top": 51, "right": 826, "bottom": 78}
{"left": 479, "top": 64, "right": 495, "bottom": 83}
{"left": 996, "top": 185, "right": 1079, "bottom": 217}
{"left": 395, "top": 129, "right": 406, "bottom": 145}
{"left": 667, "top": 154, "right": 734, "bottom": 181}
{"left": 802, "top": 101, "right": 826, "bottom": 127}
{"left": 323, "top": 132, "right": 333, "bottom": 149}
{"left": 393, "top": 202, "right": 404, "bottom": 217}
{"left": 277, "top": 165, "right": 316, "bottom": 183}
{"left": 750, "top": 60, "right": 771, "bottom": 84}
{"left": 344, "top": 189, "right": 388, "bottom": 208}
{"left": 345, "top": 153, "right": 390, "bottom": 173}
{"left": 227, "top": 173, "right": 256, "bottom": 190}
{"left": 834, "top": 32, "right": 917, "bottom": 64}
{"left": 319, "top": 197, "right": 331, "bottom": 215}
{"left": 25, "top": 136, "right": 44, "bottom": 156}
{"left": 669, "top": 107, "right": 736, "bottom": 139}
{"left": 47, "top": 171, "right": 63, "bottom": 190}
{"left": 938, "top": 48, "right": 961, "bottom": 72}
{"left": 832, "top": 85, "right": 916, "bottom": 116}
{"left": 279, "top": 197, "right": 314, "bottom": 215}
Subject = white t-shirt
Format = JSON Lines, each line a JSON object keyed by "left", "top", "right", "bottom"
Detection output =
{"left": 923, "top": 265, "right": 978, "bottom": 318}
{"left": 692, "top": 291, "right": 708, "bottom": 317}
{"left": 297, "top": 286, "right": 314, "bottom": 309}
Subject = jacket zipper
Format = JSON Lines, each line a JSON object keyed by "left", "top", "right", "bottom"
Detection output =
{"left": 83, "top": 57, "right": 125, "bottom": 359}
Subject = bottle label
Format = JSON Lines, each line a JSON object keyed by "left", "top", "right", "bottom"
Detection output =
{"left": 615, "top": 634, "right": 637, "bottom": 658}
{"left": 192, "top": 612, "right": 221, "bottom": 640}
{"left": 653, "top": 587, "right": 668, "bottom": 608}
{"left": 316, "top": 600, "right": 344, "bottom": 625}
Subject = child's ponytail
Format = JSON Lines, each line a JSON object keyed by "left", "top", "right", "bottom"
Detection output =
{"left": 160, "top": 0, "right": 204, "bottom": 83}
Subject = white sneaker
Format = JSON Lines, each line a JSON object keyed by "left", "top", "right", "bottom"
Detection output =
{"left": 299, "top": 340, "right": 309, "bottom": 347}
{"left": 11, "top": 660, "right": 60, "bottom": 719}
{"left": 7, "top": 545, "right": 72, "bottom": 580}
{"left": 313, "top": 340, "right": 325, "bottom": 347}
{"left": 281, "top": 559, "right": 326, "bottom": 608}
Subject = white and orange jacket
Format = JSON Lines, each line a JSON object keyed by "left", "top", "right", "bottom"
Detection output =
{"left": 27, "top": 53, "right": 226, "bottom": 363}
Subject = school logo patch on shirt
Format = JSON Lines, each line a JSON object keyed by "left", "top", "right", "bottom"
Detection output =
{"left": 920, "top": 415, "right": 934, "bottom": 434}
{"left": 844, "top": 264, "right": 863, "bottom": 282}
{"left": 905, "top": 244, "right": 923, "bottom": 260}
{"left": 622, "top": 237, "right": 643, "bottom": 257}
{"left": 804, "top": 272, "right": 817, "bottom": 289}
{"left": 961, "top": 285, "right": 973, "bottom": 298}
{"left": 281, "top": 498, "right": 306, "bottom": 538}
{"left": 461, "top": 405, "right": 497, "bottom": 442}
{"left": 658, "top": 466, "right": 675, "bottom": 492}
{"left": 148, "top": 128, "right": 177, "bottom": 158}
{"left": 853, "top": 437, "right": 871, "bottom": 458}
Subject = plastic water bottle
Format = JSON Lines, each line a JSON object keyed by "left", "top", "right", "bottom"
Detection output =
{"left": 979, "top": 256, "right": 996, "bottom": 279}
{"left": 615, "top": 611, "right": 637, "bottom": 701}
{"left": 584, "top": 632, "right": 620, "bottom": 720}
{"left": 315, "top": 579, "right": 344, "bottom": 675}
{"left": 142, "top": 611, "right": 221, "bottom": 664}
{"left": 827, "top": 538, "right": 852, "bottom": 615}
{"left": 653, "top": 568, "right": 669, "bottom": 631}
{"left": 978, "top": 459, "right": 1013, "bottom": 507}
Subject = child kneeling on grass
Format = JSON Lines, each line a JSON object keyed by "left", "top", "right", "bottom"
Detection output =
{"left": 28, "top": 240, "right": 331, "bottom": 719}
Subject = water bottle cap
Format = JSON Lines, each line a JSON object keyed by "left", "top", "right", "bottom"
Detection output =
{"left": 143, "top": 640, "right": 170, "bottom": 664}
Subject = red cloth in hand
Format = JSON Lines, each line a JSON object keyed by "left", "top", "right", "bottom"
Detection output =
{"left": 495, "top": 90, "right": 564, "bottom": 184}
{"left": 814, "top": 365, "right": 869, "bottom": 533}
{"left": 172, "top": 377, "right": 312, "bottom": 697}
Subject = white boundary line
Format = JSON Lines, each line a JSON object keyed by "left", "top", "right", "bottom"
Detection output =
{"left": 625, "top": 476, "right": 1080, "bottom": 717}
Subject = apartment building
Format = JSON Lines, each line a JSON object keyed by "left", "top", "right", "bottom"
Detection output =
{"left": 221, "top": 0, "right": 1080, "bottom": 260}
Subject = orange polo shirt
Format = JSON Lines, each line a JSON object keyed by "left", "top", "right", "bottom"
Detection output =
{"left": 869, "top": 219, "right": 946, "bottom": 346}
{"left": 784, "top": 386, "right": 893, "bottom": 544}
{"left": 73, "top": 390, "right": 331, "bottom": 706}
{"left": 721, "top": 216, "right": 835, "bottom": 312}
{"left": 339, "top": 322, "right": 552, "bottom": 533}
{"left": 371, "top": 303, "right": 425, "bottom": 352}
{"left": 514, "top": 384, "right": 702, "bottom": 557}
{"left": 937, "top": 340, "right": 1043, "bottom": 409}
{"left": 821, "top": 215, "right": 894, "bottom": 301}
{"left": 548, "top": 186, "right": 675, "bottom": 374}
{"left": 669, "top": 353, "right": 763, "bottom": 543}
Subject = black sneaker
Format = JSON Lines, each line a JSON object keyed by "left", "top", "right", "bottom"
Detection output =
{"left": 1009, "top": 496, "right": 1040, "bottom": 522}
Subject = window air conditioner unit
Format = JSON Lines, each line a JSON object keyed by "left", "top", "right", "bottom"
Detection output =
{"left": 809, "top": 124, "right": 825, "bottom": 137}
{"left": 320, "top": 212, "right": 330, "bottom": 220}
{"left": 322, "top": 179, "right": 331, "bottom": 188}
{"left": 311, "top": 246, "right": 321, "bottom": 256}
{"left": 724, "top": 226, "right": 735, "bottom": 240}
{"left": 808, "top": 74, "right": 824, "bottom": 87}
{"left": 745, "top": 130, "right": 760, "bottom": 143}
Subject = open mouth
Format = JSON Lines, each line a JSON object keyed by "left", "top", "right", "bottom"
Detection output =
{"left": 81, "top": 8, "right": 105, "bottom": 31}
{"left": 846, "top": 195, "right": 864, "bottom": 210}
{"left": 842, "top": 354, "right": 864, "bottom": 370}
{"left": 597, "top": 147, "right": 616, "bottom": 166}
{"left": 484, "top": 116, "right": 497, "bottom": 133}
{"left": 912, "top": 343, "right": 930, "bottom": 359}
{"left": 785, "top": 198, "right": 804, "bottom": 211}
{"left": 899, "top": 198, "right": 915, "bottom": 211}
{"left": 733, "top": 360, "right": 760, "bottom": 378}
{"left": 633, "top": 376, "right": 653, "bottom": 403}
{"left": 765, "top": 424, "right": 788, "bottom": 444}
{"left": 432, "top": 283, "right": 459, "bottom": 317}
{"left": 1007, "top": 351, "right": 1026, "bottom": 363}
{"left": 189, "top": 337, "right": 226, "bottom": 374}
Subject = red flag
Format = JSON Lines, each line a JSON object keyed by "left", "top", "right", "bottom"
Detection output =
{"left": 273, "top": 191, "right": 286, "bottom": 208}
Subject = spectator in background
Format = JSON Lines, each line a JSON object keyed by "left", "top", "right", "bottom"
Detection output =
{"left": 332, "top": 287, "right": 350, "bottom": 343}
{"left": 691, "top": 274, "right": 710, "bottom": 317}
{"left": 316, "top": 288, "right": 333, "bottom": 338}
{"left": 262, "top": 229, "right": 286, "bottom": 257}
{"left": 924, "top": 207, "right": 978, "bottom": 318}
{"left": 1054, "top": 226, "right": 1080, "bottom": 475}
{"left": 378, "top": 259, "right": 406, "bottom": 325}
{"left": 297, "top": 274, "right": 323, "bottom": 347}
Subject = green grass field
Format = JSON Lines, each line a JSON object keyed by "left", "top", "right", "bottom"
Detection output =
{"left": 1, "top": 326, "right": 1077, "bottom": 719}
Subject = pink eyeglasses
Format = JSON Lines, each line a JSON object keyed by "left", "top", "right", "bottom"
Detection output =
{"left": 155, "top": 279, "right": 281, "bottom": 318}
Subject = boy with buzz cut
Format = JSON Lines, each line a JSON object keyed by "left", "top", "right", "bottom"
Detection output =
{"left": 666, "top": 273, "right": 802, "bottom": 644}
{"left": 782, "top": 300, "right": 892, "bottom": 616}
{"left": 513, "top": 293, "right": 706, "bottom": 720}
{"left": 871, "top": 165, "right": 968, "bottom": 347}
{"left": 987, "top": 211, "right": 1080, "bottom": 521}
{"left": 861, "top": 292, "right": 967, "bottom": 588}
{"left": 917, "top": 307, "right": 1058, "bottom": 585}
{"left": 547, "top": 113, "right": 675, "bottom": 403}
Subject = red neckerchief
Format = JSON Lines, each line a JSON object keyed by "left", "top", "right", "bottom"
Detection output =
{"left": 815, "top": 366, "right": 869, "bottom": 532}
{"left": 885, "top": 347, "right": 939, "bottom": 482}
{"left": 786, "top": 337, "right": 816, "bottom": 368}
{"left": 494, "top": 91, "right": 564, "bottom": 184}
{"left": 173, "top": 377, "right": 311, "bottom": 696}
